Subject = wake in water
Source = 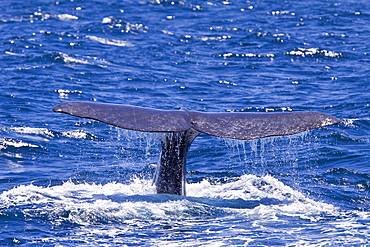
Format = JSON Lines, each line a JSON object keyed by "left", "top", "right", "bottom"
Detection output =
{"left": 1, "top": 174, "right": 368, "bottom": 246}
{"left": 0, "top": 174, "right": 338, "bottom": 224}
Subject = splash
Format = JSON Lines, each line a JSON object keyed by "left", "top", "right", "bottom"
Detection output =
{"left": 1, "top": 175, "right": 368, "bottom": 246}
{"left": 61, "top": 129, "right": 97, "bottom": 139}
{"left": 222, "top": 132, "right": 309, "bottom": 172}
{"left": 115, "top": 128, "right": 161, "bottom": 156}
{"left": 0, "top": 175, "right": 338, "bottom": 225}
{"left": 341, "top": 118, "right": 358, "bottom": 127}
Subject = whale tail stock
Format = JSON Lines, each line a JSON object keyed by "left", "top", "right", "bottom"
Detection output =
{"left": 53, "top": 102, "right": 339, "bottom": 195}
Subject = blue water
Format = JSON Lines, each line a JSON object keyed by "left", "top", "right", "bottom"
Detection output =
{"left": 1, "top": 0, "right": 370, "bottom": 246}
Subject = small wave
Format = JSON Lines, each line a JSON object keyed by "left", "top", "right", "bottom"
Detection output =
{"left": 102, "top": 16, "right": 114, "bottom": 24}
{"left": 5, "top": 51, "right": 27, "bottom": 57}
{"left": 30, "top": 12, "right": 78, "bottom": 22}
{"left": 61, "top": 130, "right": 97, "bottom": 139}
{"left": 267, "top": 10, "right": 295, "bottom": 16}
{"left": 323, "top": 168, "right": 370, "bottom": 190}
{"left": 0, "top": 138, "right": 39, "bottom": 150}
{"left": 286, "top": 47, "right": 342, "bottom": 58}
{"left": 188, "top": 174, "right": 336, "bottom": 221}
{"left": 341, "top": 118, "right": 359, "bottom": 127}
{"left": 10, "top": 127, "right": 55, "bottom": 137}
{"left": 217, "top": 52, "right": 275, "bottom": 58}
{"left": 54, "top": 52, "right": 91, "bottom": 65}
{"left": 57, "top": 14, "right": 78, "bottom": 21}
{"left": 55, "top": 89, "right": 83, "bottom": 99}
{"left": 86, "top": 35, "right": 135, "bottom": 47}
{"left": 218, "top": 80, "right": 237, "bottom": 86}
{"left": 49, "top": 52, "right": 111, "bottom": 67}
{"left": 198, "top": 35, "right": 231, "bottom": 41}
{"left": 3, "top": 52, "right": 92, "bottom": 68}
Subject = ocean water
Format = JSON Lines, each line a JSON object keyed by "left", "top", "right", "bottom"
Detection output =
{"left": 1, "top": 0, "right": 370, "bottom": 246}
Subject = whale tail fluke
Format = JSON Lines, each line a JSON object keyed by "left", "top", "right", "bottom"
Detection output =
{"left": 53, "top": 101, "right": 339, "bottom": 140}
{"left": 53, "top": 101, "right": 339, "bottom": 196}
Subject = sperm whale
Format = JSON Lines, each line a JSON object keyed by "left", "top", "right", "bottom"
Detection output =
{"left": 53, "top": 102, "right": 339, "bottom": 195}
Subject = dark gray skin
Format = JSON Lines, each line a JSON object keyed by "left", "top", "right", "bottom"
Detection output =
{"left": 155, "top": 129, "right": 199, "bottom": 195}
{"left": 53, "top": 102, "right": 339, "bottom": 196}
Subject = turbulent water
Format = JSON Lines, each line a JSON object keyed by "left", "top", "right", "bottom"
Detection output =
{"left": 1, "top": 0, "right": 370, "bottom": 246}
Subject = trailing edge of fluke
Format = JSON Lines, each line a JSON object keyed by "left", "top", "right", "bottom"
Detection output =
{"left": 53, "top": 101, "right": 339, "bottom": 195}
{"left": 52, "top": 101, "right": 339, "bottom": 140}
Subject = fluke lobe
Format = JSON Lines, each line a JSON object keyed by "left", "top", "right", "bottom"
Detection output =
{"left": 53, "top": 102, "right": 339, "bottom": 196}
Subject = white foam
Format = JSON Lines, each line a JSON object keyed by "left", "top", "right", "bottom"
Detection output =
{"left": 57, "top": 14, "right": 78, "bottom": 21}
{"left": 61, "top": 129, "right": 96, "bottom": 139}
{"left": 287, "top": 47, "right": 342, "bottom": 57}
{"left": 189, "top": 174, "right": 337, "bottom": 220}
{"left": 0, "top": 138, "right": 39, "bottom": 150}
{"left": 0, "top": 175, "right": 337, "bottom": 223}
{"left": 5, "top": 51, "right": 26, "bottom": 57}
{"left": 342, "top": 118, "right": 358, "bottom": 127}
{"left": 10, "top": 127, "right": 54, "bottom": 137}
{"left": 2, "top": 175, "right": 369, "bottom": 246}
{"left": 220, "top": 52, "right": 275, "bottom": 58}
{"left": 86, "top": 35, "right": 135, "bottom": 47}
{"left": 102, "top": 17, "right": 114, "bottom": 24}
{"left": 56, "top": 52, "right": 91, "bottom": 65}
{"left": 55, "top": 89, "right": 83, "bottom": 99}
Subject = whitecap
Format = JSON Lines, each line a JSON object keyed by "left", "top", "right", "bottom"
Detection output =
{"left": 287, "top": 47, "right": 342, "bottom": 58}
{"left": 57, "top": 14, "right": 78, "bottom": 21}
{"left": 341, "top": 118, "right": 358, "bottom": 127}
{"left": 218, "top": 80, "right": 237, "bottom": 86}
{"left": 53, "top": 52, "right": 111, "bottom": 67}
{"left": 61, "top": 129, "right": 96, "bottom": 139}
{"left": 5, "top": 51, "right": 26, "bottom": 57}
{"left": 55, "top": 89, "right": 83, "bottom": 99}
{"left": 0, "top": 138, "right": 39, "bottom": 150}
{"left": 55, "top": 52, "right": 91, "bottom": 65}
{"left": 86, "top": 35, "right": 135, "bottom": 47}
{"left": 10, "top": 127, "right": 54, "bottom": 137}
{"left": 219, "top": 52, "right": 275, "bottom": 58}
{"left": 102, "top": 16, "right": 114, "bottom": 24}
